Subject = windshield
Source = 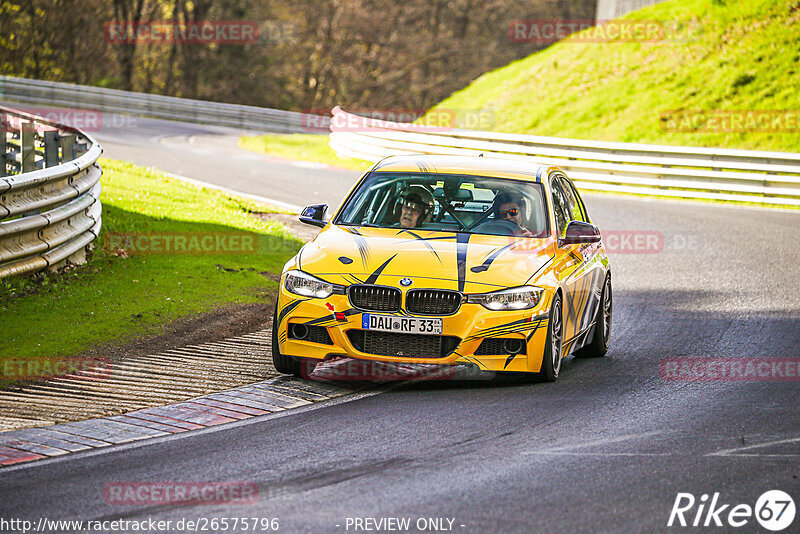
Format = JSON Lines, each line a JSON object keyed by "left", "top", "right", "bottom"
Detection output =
{"left": 335, "top": 172, "right": 549, "bottom": 237}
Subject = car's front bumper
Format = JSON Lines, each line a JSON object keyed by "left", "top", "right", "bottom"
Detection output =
{"left": 275, "top": 283, "right": 554, "bottom": 374}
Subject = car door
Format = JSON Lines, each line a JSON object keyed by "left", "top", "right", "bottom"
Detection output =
{"left": 554, "top": 173, "right": 605, "bottom": 342}
{"left": 549, "top": 172, "right": 584, "bottom": 342}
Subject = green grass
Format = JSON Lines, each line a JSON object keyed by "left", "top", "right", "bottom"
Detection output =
{"left": 427, "top": 0, "right": 800, "bottom": 152}
{"left": 0, "top": 158, "right": 302, "bottom": 370}
{"left": 239, "top": 134, "right": 373, "bottom": 171}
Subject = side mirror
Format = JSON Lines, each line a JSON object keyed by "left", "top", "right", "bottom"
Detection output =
{"left": 561, "top": 221, "right": 601, "bottom": 245}
{"left": 299, "top": 204, "right": 328, "bottom": 228}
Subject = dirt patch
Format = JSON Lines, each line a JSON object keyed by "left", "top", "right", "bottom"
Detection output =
{"left": 81, "top": 301, "right": 275, "bottom": 363}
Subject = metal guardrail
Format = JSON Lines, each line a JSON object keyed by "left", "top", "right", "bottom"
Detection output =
{"left": 0, "top": 76, "right": 323, "bottom": 134}
{"left": 1, "top": 106, "right": 102, "bottom": 278}
{"left": 328, "top": 107, "right": 800, "bottom": 206}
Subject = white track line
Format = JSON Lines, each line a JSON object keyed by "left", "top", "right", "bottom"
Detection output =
{"left": 164, "top": 171, "right": 303, "bottom": 213}
{"left": 706, "top": 436, "right": 800, "bottom": 457}
{"left": 522, "top": 430, "right": 662, "bottom": 455}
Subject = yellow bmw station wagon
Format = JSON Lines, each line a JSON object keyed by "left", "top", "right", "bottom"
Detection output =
{"left": 272, "top": 155, "right": 612, "bottom": 381}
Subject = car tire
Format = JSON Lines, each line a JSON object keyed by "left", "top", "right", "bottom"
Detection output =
{"left": 535, "top": 293, "right": 563, "bottom": 382}
{"left": 574, "top": 275, "right": 612, "bottom": 358}
{"left": 272, "top": 300, "right": 303, "bottom": 376}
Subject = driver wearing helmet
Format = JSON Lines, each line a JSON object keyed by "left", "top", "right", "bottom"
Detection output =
{"left": 397, "top": 185, "right": 435, "bottom": 228}
{"left": 494, "top": 191, "right": 534, "bottom": 237}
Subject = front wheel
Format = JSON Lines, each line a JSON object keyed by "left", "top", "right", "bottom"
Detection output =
{"left": 536, "top": 293, "right": 563, "bottom": 382}
{"left": 574, "top": 275, "right": 612, "bottom": 358}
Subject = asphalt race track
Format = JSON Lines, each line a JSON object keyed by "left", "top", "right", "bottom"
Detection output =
{"left": 2, "top": 114, "right": 799, "bottom": 533}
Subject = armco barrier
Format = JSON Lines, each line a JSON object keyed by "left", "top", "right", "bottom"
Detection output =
{"left": 328, "top": 107, "right": 800, "bottom": 206}
{"left": 0, "top": 76, "right": 323, "bottom": 134}
{"left": 0, "top": 106, "right": 102, "bottom": 278}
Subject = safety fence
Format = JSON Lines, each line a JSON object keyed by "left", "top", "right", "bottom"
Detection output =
{"left": 328, "top": 107, "right": 800, "bottom": 207}
{"left": 0, "top": 76, "right": 321, "bottom": 133}
{"left": 0, "top": 106, "right": 102, "bottom": 278}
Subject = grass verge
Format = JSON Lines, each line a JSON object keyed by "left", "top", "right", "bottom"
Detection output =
{"left": 427, "top": 0, "right": 800, "bottom": 152}
{"left": 0, "top": 158, "right": 303, "bottom": 386}
{"left": 238, "top": 133, "right": 373, "bottom": 171}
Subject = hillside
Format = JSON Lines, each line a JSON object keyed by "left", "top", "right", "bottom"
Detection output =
{"left": 427, "top": 0, "right": 800, "bottom": 152}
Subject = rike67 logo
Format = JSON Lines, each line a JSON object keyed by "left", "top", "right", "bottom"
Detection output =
{"left": 668, "top": 490, "right": 796, "bottom": 531}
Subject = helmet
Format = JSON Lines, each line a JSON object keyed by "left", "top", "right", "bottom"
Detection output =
{"left": 397, "top": 185, "right": 435, "bottom": 222}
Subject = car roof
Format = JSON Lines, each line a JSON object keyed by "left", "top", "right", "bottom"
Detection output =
{"left": 371, "top": 155, "right": 556, "bottom": 182}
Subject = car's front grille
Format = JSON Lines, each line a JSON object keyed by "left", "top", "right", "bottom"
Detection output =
{"left": 348, "top": 285, "right": 401, "bottom": 312}
{"left": 405, "top": 289, "right": 462, "bottom": 315}
{"left": 347, "top": 330, "right": 460, "bottom": 359}
{"left": 474, "top": 337, "right": 528, "bottom": 355}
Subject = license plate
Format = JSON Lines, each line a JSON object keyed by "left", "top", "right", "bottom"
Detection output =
{"left": 362, "top": 314, "right": 442, "bottom": 335}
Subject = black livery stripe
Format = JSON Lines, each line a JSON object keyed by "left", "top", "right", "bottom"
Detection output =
{"left": 278, "top": 299, "right": 307, "bottom": 325}
{"left": 466, "top": 316, "right": 531, "bottom": 337}
{"left": 459, "top": 354, "right": 488, "bottom": 370}
{"left": 342, "top": 227, "right": 371, "bottom": 268}
{"left": 396, "top": 229, "right": 442, "bottom": 263}
{"left": 464, "top": 322, "right": 546, "bottom": 343}
{"left": 304, "top": 308, "right": 363, "bottom": 327}
{"left": 456, "top": 233, "right": 471, "bottom": 293}
{"left": 365, "top": 254, "right": 397, "bottom": 284}
{"left": 414, "top": 159, "right": 435, "bottom": 173}
{"left": 504, "top": 353, "right": 518, "bottom": 369}
{"left": 398, "top": 234, "right": 457, "bottom": 243}
{"left": 471, "top": 240, "right": 523, "bottom": 273}
{"left": 524, "top": 254, "right": 556, "bottom": 286}
{"left": 464, "top": 317, "right": 548, "bottom": 342}
{"left": 577, "top": 269, "right": 603, "bottom": 334}
{"left": 564, "top": 270, "right": 598, "bottom": 339}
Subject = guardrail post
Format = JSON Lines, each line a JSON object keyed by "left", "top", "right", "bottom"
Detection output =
{"left": 21, "top": 121, "right": 35, "bottom": 172}
{"left": 60, "top": 133, "right": 75, "bottom": 162}
{"left": 75, "top": 140, "right": 88, "bottom": 157}
{"left": 0, "top": 112, "right": 6, "bottom": 177}
{"left": 44, "top": 130, "right": 60, "bottom": 167}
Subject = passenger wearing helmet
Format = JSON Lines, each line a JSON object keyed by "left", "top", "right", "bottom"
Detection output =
{"left": 397, "top": 185, "right": 434, "bottom": 228}
{"left": 494, "top": 191, "right": 534, "bottom": 237}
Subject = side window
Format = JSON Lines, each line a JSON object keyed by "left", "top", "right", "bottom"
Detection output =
{"left": 549, "top": 176, "right": 570, "bottom": 238}
{"left": 557, "top": 176, "right": 588, "bottom": 223}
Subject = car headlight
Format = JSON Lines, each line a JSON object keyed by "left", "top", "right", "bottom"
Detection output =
{"left": 284, "top": 270, "right": 343, "bottom": 299}
{"left": 467, "top": 286, "right": 544, "bottom": 311}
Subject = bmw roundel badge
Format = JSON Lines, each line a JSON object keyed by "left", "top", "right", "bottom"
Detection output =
{"left": 400, "top": 278, "right": 413, "bottom": 287}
